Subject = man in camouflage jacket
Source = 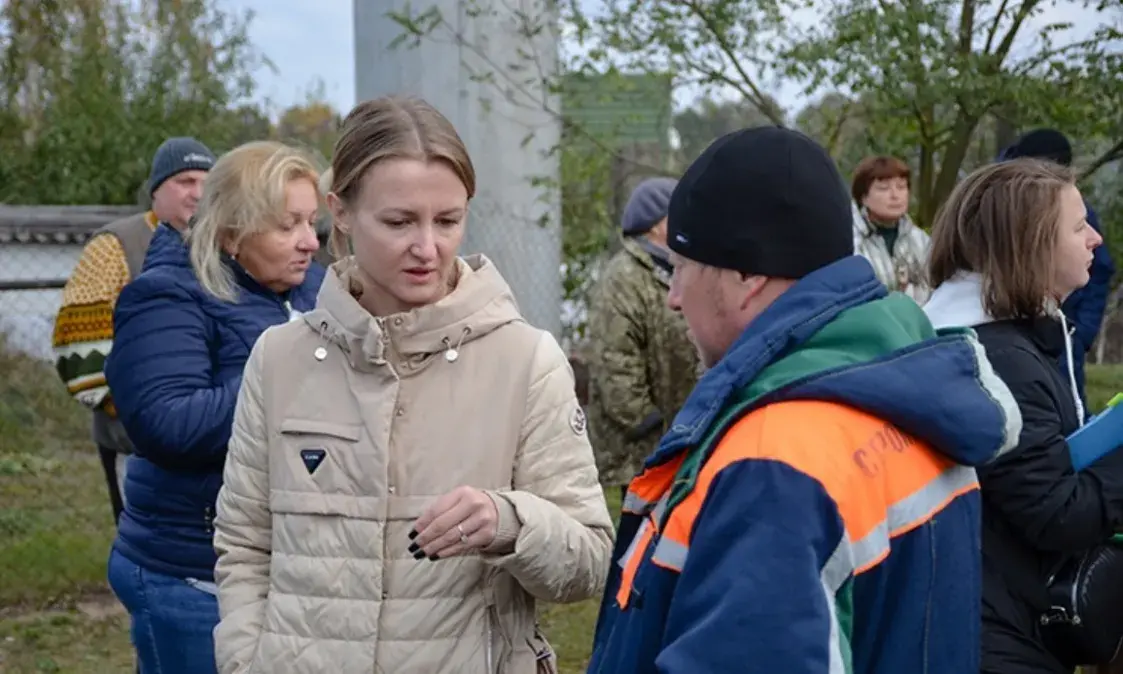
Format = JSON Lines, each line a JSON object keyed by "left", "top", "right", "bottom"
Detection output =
{"left": 587, "top": 178, "right": 700, "bottom": 491}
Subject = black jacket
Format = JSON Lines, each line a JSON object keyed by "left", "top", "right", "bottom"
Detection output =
{"left": 975, "top": 318, "right": 1123, "bottom": 673}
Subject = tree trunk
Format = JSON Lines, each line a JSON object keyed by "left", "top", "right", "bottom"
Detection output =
{"left": 925, "top": 113, "right": 982, "bottom": 226}
{"left": 916, "top": 142, "right": 935, "bottom": 228}
{"left": 993, "top": 109, "right": 1018, "bottom": 157}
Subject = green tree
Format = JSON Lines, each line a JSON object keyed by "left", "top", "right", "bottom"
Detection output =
{"left": 565, "top": 0, "right": 791, "bottom": 126}
{"left": 674, "top": 96, "right": 784, "bottom": 163}
{"left": 0, "top": 0, "right": 272, "bottom": 205}
{"left": 275, "top": 79, "right": 341, "bottom": 164}
{"left": 560, "top": 0, "right": 1123, "bottom": 224}
{"left": 784, "top": 0, "right": 1123, "bottom": 224}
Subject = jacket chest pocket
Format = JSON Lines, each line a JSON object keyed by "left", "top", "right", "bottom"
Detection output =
{"left": 273, "top": 418, "right": 367, "bottom": 494}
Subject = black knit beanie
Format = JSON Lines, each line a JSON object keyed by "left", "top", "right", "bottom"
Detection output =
{"left": 148, "top": 137, "right": 216, "bottom": 197}
{"left": 998, "top": 128, "right": 1073, "bottom": 166}
{"left": 667, "top": 126, "right": 854, "bottom": 279}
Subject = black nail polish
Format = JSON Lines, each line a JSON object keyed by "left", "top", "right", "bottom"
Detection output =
{"left": 408, "top": 543, "right": 419, "bottom": 554}
{"left": 408, "top": 529, "right": 418, "bottom": 540}
{"left": 412, "top": 550, "right": 426, "bottom": 560}
{"left": 429, "top": 554, "right": 440, "bottom": 561}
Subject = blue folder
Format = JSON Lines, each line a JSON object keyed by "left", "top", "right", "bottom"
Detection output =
{"left": 1068, "top": 393, "right": 1123, "bottom": 471}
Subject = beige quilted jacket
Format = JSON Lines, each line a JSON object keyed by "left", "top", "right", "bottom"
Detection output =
{"left": 212, "top": 255, "right": 614, "bottom": 673}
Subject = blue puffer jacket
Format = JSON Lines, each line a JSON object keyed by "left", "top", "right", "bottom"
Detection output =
{"left": 105, "top": 225, "right": 325, "bottom": 581}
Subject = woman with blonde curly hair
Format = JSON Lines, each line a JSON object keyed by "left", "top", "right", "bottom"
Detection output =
{"left": 105, "top": 140, "right": 326, "bottom": 674}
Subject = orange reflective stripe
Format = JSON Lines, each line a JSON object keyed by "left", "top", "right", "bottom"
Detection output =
{"left": 659, "top": 399, "right": 978, "bottom": 575}
{"left": 615, "top": 518, "right": 656, "bottom": 609}
{"left": 720, "top": 400, "right": 962, "bottom": 545}
{"left": 622, "top": 458, "right": 682, "bottom": 514}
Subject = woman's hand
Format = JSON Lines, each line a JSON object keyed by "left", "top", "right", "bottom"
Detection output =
{"left": 408, "top": 486, "right": 499, "bottom": 560}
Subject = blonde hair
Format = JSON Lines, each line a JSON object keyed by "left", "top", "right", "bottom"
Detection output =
{"left": 187, "top": 141, "right": 320, "bottom": 302}
{"left": 928, "top": 158, "right": 1075, "bottom": 319}
{"left": 329, "top": 95, "right": 475, "bottom": 259}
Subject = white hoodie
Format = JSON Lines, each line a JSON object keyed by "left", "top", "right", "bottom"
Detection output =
{"left": 924, "top": 272, "right": 1085, "bottom": 425}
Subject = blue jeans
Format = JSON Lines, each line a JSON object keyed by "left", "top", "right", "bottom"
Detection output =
{"left": 108, "top": 548, "right": 219, "bottom": 674}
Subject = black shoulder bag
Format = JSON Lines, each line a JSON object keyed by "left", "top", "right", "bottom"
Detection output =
{"left": 998, "top": 529, "right": 1123, "bottom": 666}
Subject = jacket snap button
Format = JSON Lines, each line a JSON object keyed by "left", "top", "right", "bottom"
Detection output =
{"left": 393, "top": 317, "right": 403, "bottom": 326}
{"left": 388, "top": 485, "right": 396, "bottom": 494}
{"left": 396, "top": 407, "right": 405, "bottom": 416}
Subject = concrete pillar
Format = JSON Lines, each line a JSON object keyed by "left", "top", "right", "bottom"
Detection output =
{"left": 354, "top": 0, "right": 563, "bottom": 338}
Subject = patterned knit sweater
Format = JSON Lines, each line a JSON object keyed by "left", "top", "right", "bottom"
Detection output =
{"left": 52, "top": 211, "right": 158, "bottom": 416}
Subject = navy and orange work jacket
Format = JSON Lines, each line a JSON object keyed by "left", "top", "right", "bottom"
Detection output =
{"left": 587, "top": 256, "right": 1021, "bottom": 674}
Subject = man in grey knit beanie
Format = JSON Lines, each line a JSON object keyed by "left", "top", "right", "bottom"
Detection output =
{"left": 147, "top": 137, "right": 215, "bottom": 230}
{"left": 586, "top": 176, "right": 700, "bottom": 495}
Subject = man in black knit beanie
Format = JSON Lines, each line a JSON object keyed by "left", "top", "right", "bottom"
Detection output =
{"left": 589, "top": 126, "right": 1022, "bottom": 674}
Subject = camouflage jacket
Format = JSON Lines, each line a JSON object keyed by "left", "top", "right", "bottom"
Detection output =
{"left": 586, "top": 238, "right": 700, "bottom": 486}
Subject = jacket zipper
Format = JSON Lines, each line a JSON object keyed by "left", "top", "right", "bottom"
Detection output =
{"left": 486, "top": 610, "right": 495, "bottom": 673}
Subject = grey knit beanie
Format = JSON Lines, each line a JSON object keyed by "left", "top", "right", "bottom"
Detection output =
{"left": 148, "top": 137, "right": 216, "bottom": 197}
{"left": 622, "top": 177, "right": 678, "bottom": 235}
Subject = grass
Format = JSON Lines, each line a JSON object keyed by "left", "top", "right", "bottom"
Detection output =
{"left": 1086, "top": 363, "right": 1123, "bottom": 412}
{"left": 0, "top": 602, "right": 132, "bottom": 673}
{"left": 0, "top": 345, "right": 117, "bottom": 610}
{"left": 2, "top": 340, "right": 1122, "bottom": 673}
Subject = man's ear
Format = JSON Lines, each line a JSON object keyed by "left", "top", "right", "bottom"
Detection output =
{"left": 736, "top": 273, "right": 769, "bottom": 311}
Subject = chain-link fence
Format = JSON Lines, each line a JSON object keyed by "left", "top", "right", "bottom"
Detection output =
{"left": 0, "top": 209, "right": 122, "bottom": 616}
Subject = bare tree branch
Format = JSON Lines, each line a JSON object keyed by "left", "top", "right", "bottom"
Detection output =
{"left": 958, "top": 0, "right": 976, "bottom": 56}
{"left": 825, "top": 100, "right": 855, "bottom": 155}
{"left": 680, "top": 0, "right": 785, "bottom": 125}
{"left": 1011, "top": 37, "right": 1104, "bottom": 75}
{"left": 983, "top": 0, "right": 1011, "bottom": 54}
{"left": 1080, "top": 137, "right": 1123, "bottom": 181}
{"left": 991, "top": 0, "right": 1041, "bottom": 64}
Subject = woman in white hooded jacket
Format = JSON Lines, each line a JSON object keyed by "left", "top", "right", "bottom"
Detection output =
{"left": 924, "top": 158, "right": 1123, "bottom": 674}
{"left": 211, "top": 95, "right": 614, "bottom": 674}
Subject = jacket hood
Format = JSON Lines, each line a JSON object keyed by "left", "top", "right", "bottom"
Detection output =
{"left": 648, "top": 256, "right": 1020, "bottom": 469}
{"left": 925, "top": 271, "right": 1084, "bottom": 424}
{"left": 304, "top": 254, "right": 524, "bottom": 369}
{"left": 923, "top": 272, "right": 994, "bottom": 329}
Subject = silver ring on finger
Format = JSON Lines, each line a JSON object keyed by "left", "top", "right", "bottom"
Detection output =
{"left": 457, "top": 523, "right": 470, "bottom": 545}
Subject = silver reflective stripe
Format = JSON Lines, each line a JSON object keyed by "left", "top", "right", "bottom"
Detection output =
{"left": 622, "top": 491, "right": 651, "bottom": 514}
{"left": 651, "top": 492, "right": 670, "bottom": 523}
{"left": 820, "top": 536, "right": 854, "bottom": 674}
{"left": 651, "top": 537, "right": 688, "bottom": 571}
{"left": 888, "top": 465, "right": 978, "bottom": 534}
{"left": 962, "top": 333, "right": 1023, "bottom": 461}
{"left": 617, "top": 518, "right": 651, "bottom": 570}
{"left": 850, "top": 464, "right": 979, "bottom": 573}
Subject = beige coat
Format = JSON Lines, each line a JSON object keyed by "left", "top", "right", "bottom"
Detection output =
{"left": 212, "top": 255, "right": 614, "bottom": 674}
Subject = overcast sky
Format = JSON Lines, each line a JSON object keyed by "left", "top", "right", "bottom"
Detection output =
{"left": 227, "top": 0, "right": 1105, "bottom": 119}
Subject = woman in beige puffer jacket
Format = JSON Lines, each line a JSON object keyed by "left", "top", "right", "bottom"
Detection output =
{"left": 211, "top": 95, "right": 615, "bottom": 674}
